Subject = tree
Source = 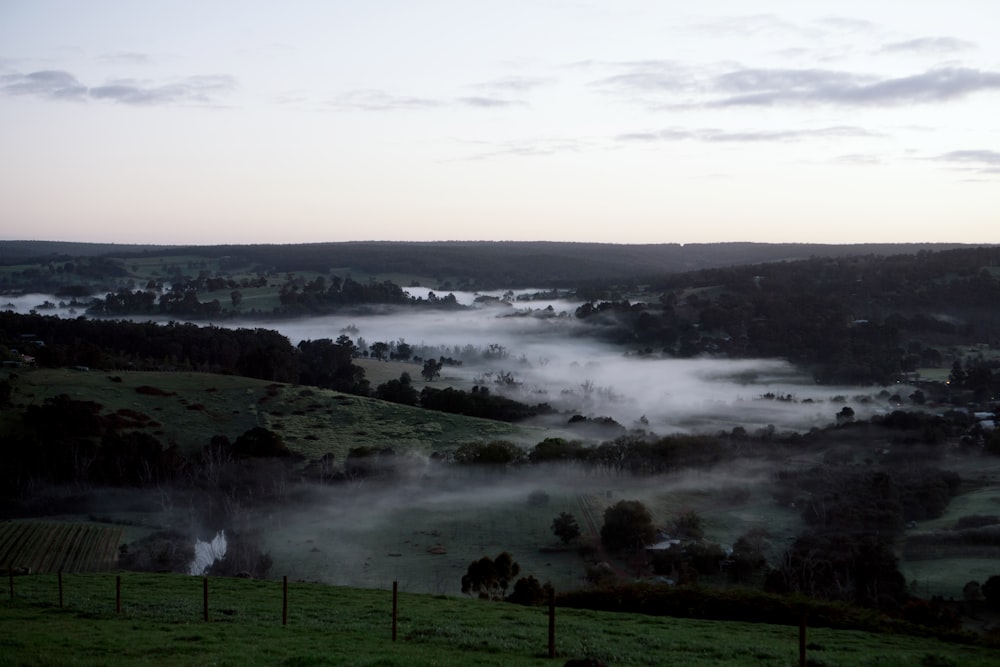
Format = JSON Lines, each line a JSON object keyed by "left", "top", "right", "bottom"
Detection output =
{"left": 728, "top": 527, "right": 771, "bottom": 583}
{"left": 836, "top": 406, "right": 855, "bottom": 424}
{"left": 370, "top": 341, "right": 390, "bottom": 361}
{"left": 394, "top": 340, "right": 412, "bottom": 361}
{"left": 671, "top": 510, "right": 704, "bottom": 540}
{"left": 297, "top": 337, "right": 369, "bottom": 395}
{"left": 506, "top": 575, "right": 549, "bottom": 606}
{"left": 600, "top": 500, "right": 656, "bottom": 553}
{"left": 452, "top": 440, "right": 526, "bottom": 466}
{"left": 551, "top": 512, "right": 581, "bottom": 545}
{"left": 375, "top": 373, "right": 419, "bottom": 405}
{"left": 421, "top": 357, "right": 443, "bottom": 381}
{"left": 948, "top": 359, "right": 966, "bottom": 387}
{"left": 982, "top": 575, "right": 1000, "bottom": 610}
{"left": 461, "top": 552, "right": 520, "bottom": 600}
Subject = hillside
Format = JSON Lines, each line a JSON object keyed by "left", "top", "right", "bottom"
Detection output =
{"left": 0, "top": 367, "right": 542, "bottom": 468}
{"left": 0, "top": 239, "right": 978, "bottom": 289}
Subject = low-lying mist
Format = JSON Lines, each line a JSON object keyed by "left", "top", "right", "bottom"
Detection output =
{"left": 257, "top": 291, "right": 902, "bottom": 436}
{"left": 7, "top": 286, "right": 900, "bottom": 437}
{"left": 154, "top": 460, "right": 789, "bottom": 595}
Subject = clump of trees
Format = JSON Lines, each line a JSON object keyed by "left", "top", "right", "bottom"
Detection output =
{"left": 600, "top": 500, "right": 655, "bottom": 553}
{"left": 461, "top": 551, "right": 521, "bottom": 600}
{"left": 460, "top": 551, "right": 551, "bottom": 606}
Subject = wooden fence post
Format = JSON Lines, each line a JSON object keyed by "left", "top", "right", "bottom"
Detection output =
{"left": 8, "top": 563, "right": 13, "bottom": 601}
{"left": 392, "top": 581, "right": 398, "bottom": 642}
{"left": 799, "top": 611, "right": 807, "bottom": 667}
{"left": 282, "top": 576, "right": 288, "bottom": 626}
{"left": 548, "top": 586, "right": 556, "bottom": 659}
{"left": 115, "top": 575, "right": 121, "bottom": 614}
{"left": 58, "top": 571, "right": 64, "bottom": 608}
{"left": 203, "top": 577, "right": 209, "bottom": 622}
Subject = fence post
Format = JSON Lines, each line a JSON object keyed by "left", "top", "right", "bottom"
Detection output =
{"left": 58, "top": 571, "right": 64, "bottom": 608}
{"left": 7, "top": 563, "right": 13, "bottom": 601}
{"left": 203, "top": 577, "right": 209, "bottom": 622}
{"left": 799, "top": 611, "right": 807, "bottom": 667}
{"left": 282, "top": 576, "right": 288, "bottom": 626}
{"left": 548, "top": 586, "right": 556, "bottom": 659}
{"left": 115, "top": 575, "right": 121, "bottom": 614}
{"left": 392, "top": 581, "right": 398, "bottom": 642}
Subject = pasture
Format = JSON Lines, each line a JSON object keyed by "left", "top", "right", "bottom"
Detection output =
{"left": 2, "top": 367, "right": 543, "bottom": 464}
{"left": 3, "top": 571, "right": 999, "bottom": 666}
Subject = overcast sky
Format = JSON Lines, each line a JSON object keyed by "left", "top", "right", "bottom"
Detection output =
{"left": 1, "top": 0, "right": 998, "bottom": 245}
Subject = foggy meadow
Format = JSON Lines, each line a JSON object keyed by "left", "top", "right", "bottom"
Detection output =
{"left": 3, "top": 243, "right": 999, "bottom": 626}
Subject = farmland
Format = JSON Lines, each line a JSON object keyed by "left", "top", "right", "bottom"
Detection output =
{"left": 0, "top": 521, "right": 122, "bottom": 573}
{"left": 2, "top": 367, "right": 544, "bottom": 463}
{"left": 3, "top": 572, "right": 1000, "bottom": 666}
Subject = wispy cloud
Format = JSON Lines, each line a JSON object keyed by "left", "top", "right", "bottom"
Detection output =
{"left": 457, "top": 96, "right": 525, "bottom": 108}
{"left": 815, "top": 16, "right": 880, "bottom": 34}
{"left": 615, "top": 125, "right": 878, "bottom": 143}
{"left": 1, "top": 69, "right": 235, "bottom": 105}
{"left": 691, "top": 13, "right": 805, "bottom": 38}
{"left": 832, "top": 153, "right": 884, "bottom": 166}
{"left": 89, "top": 75, "right": 235, "bottom": 105}
{"left": 472, "top": 75, "right": 553, "bottom": 92}
{"left": 591, "top": 59, "right": 698, "bottom": 94}
{"left": 1, "top": 70, "right": 88, "bottom": 101}
{"left": 935, "top": 150, "right": 1000, "bottom": 174}
{"left": 706, "top": 66, "right": 1000, "bottom": 107}
{"left": 326, "top": 88, "right": 531, "bottom": 112}
{"left": 458, "top": 138, "right": 590, "bottom": 161}
{"left": 878, "top": 37, "right": 975, "bottom": 55}
{"left": 596, "top": 64, "right": 1000, "bottom": 109}
{"left": 100, "top": 51, "right": 154, "bottom": 65}
{"left": 326, "top": 89, "right": 442, "bottom": 112}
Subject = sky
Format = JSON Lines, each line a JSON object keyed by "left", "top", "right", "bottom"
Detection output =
{"left": 1, "top": 0, "right": 998, "bottom": 246}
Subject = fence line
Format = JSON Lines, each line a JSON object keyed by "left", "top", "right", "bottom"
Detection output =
{"left": 3, "top": 570, "right": 818, "bottom": 664}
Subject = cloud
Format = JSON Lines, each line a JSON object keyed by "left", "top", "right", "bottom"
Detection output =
{"left": 1, "top": 69, "right": 235, "bottom": 106}
{"left": 89, "top": 75, "right": 236, "bottom": 105}
{"left": 832, "top": 153, "right": 884, "bottom": 166}
{"left": 457, "top": 138, "right": 589, "bottom": 161}
{"left": 326, "top": 89, "right": 442, "bottom": 111}
{"left": 457, "top": 96, "right": 525, "bottom": 108}
{"left": 935, "top": 150, "right": 1000, "bottom": 174}
{"left": 0, "top": 70, "right": 88, "bottom": 101}
{"left": 593, "top": 57, "right": 1000, "bottom": 109}
{"left": 707, "top": 66, "right": 1000, "bottom": 107}
{"left": 878, "top": 37, "right": 975, "bottom": 55}
{"left": 691, "top": 13, "right": 804, "bottom": 37}
{"left": 473, "top": 75, "right": 553, "bottom": 92}
{"left": 591, "top": 59, "right": 697, "bottom": 94}
{"left": 815, "top": 16, "right": 880, "bottom": 33}
{"left": 615, "top": 125, "right": 877, "bottom": 143}
{"left": 100, "top": 52, "right": 154, "bottom": 65}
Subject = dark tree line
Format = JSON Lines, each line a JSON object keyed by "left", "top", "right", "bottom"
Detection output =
{"left": 575, "top": 246, "right": 1000, "bottom": 384}
{"left": 1, "top": 312, "right": 299, "bottom": 381}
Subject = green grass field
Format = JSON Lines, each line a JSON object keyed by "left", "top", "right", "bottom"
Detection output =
{"left": 3, "top": 572, "right": 998, "bottom": 666}
{"left": 2, "top": 367, "right": 544, "bottom": 465}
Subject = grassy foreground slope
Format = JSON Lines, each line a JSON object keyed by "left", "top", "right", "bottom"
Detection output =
{"left": 3, "top": 572, "right": 998, "bottom": 667}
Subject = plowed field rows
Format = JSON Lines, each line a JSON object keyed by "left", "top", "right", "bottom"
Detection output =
{"left": 0, "top": 521, "right": 123, "bottom": 573}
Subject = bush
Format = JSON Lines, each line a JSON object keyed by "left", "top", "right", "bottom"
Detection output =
{"left": 506, "top": 575, "right": 549, "bottom": 606}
